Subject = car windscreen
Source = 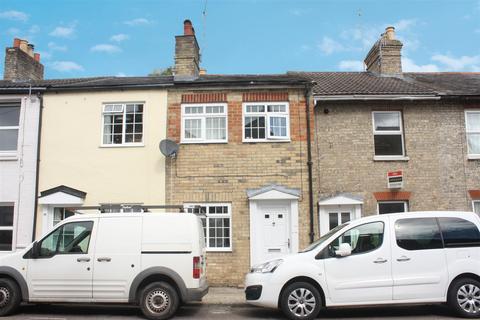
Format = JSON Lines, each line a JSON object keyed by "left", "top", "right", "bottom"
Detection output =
{"left": 300, "top": 223, "right": 348, "bottom": 253}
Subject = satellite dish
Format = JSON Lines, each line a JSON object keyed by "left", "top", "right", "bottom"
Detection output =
{"left": 159, "top": 139, "right": 179, "bottom": 158}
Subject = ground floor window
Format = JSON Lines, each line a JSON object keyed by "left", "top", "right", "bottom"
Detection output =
{"left": 185, "top": 203, "right": 232, "bottom": 251}
{"left": 53, "top": 207, "right": 75, "bottom": 225}
{"left": 378, "top": 201, "right": 408, "bottom": 214}
{"left": 0, "top": 205, "right": 14, "bottom": 251}
{"left": 473, "top": 201, "right": 480, "bottom": 215}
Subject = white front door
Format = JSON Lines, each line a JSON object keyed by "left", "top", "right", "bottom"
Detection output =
{"left": 390, "top": 216, "right": 448, "bottom": 301}
{"left": 27, "top": 219, "right": 96, "bottom": 301}
{"left": 262, "top": 205, "right": 289, "bottom": 261}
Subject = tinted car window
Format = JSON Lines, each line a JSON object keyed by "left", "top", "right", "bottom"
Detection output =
{"left": 395, "top": 218, "right": 443, "bottom": 250}
{"left": 439, "top": 217, "right": 480, "bottom": 248}
{"left": 327, "top": 222, "right": 384, "bottom": 257}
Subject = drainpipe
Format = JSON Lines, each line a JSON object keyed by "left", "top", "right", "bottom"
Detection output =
{"left": 32, "top": 92, "right": 43, "bottom": 241}
{"left": 305, "top": 82, "right": 315, "bottom": 243}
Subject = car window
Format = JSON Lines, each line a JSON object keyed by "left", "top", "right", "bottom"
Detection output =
{"left": 302, "top": 223, "right": 348, "bottom": 253}
{"left": 39, "top": 221, "right": 93, "bottom": 257}
{"left": 395, "top": 218, "right": 443, "bottom": 250}
{"left": 439, "top": 217, "right": 480, "bottom": 248}
{"left": 327, "top": 222, "right": 384, "bottom": 257}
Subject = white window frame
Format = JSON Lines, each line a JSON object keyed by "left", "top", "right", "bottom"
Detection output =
{"left": 0, "top": 203, "right": 14, "bottom": 252}
{"left": 465, "top": 110, "right": 480, "bottom": 159}
{"left": 372, "top": 111, "right": 406, "bottom": 160}
{"left": 101, "top": 102, "right": 144, "bottom": 147}
{"left": 180, "top": 103, "right": 228, "bottom": 144}
{"left": 0, "top": 103, "right": 21, "bottom": 156}
{"left": 242, "top": 102, "right": 290, "bottom": 142}
{"left": 377, "top": 200, "right": 408, "bottom": 215}
{"left": 184, "top": 203, "right": 232, "bottom": 252}
{"left": 472, "top": 200, "right": 480, "bottom": 215}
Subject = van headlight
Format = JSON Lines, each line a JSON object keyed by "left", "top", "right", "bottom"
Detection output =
{"left": 250, "top": 259, "right": 283, "bottom": 273}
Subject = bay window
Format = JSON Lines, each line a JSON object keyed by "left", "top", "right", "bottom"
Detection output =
{"left": 181, "top": 104, "right": 227, "bottom": 143}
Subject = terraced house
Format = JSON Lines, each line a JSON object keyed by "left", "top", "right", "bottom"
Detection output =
{"left": 296, "top": 27, "right": 480, "bottom": 236}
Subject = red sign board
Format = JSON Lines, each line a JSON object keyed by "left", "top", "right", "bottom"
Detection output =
{"left": 387, "top": 170, "right": 403, "bottom": 189}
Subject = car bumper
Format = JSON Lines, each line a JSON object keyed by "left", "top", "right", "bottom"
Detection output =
{"left": 186, "top": 283, "right": 209, "bottom": 301}
{"left": 244, "top": 272, "right": 281, "bottom": 308}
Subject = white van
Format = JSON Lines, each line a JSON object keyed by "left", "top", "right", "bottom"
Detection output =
{"left": 245, "top": 211, "right": 480, "bottom": 320}
{"left": 0, "top": 212, "right": 208, "bottom": 319}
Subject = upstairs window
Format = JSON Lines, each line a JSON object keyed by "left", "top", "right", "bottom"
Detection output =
{"left": 372, "top": 111, "right": 405, "bottom": 157}
{"left": 243, "top": 103, "right": 289, "bottom": 142}
{"left": 0, "top": 104, "right": 20, "bottom": 152}
{"left": 465, "top": 111, "right": 480, "bottom": 157}
{"left": 102, "top": 103, "right": 143, "bottom": 146}
{"left": 181, "top": 104, "right": 227, "bottom": 143}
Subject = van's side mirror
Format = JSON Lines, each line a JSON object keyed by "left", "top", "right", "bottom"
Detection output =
{"left": 335, "top": 243, "right": 352, "bottom": 257}
{"left": 31, "top": 241, "right": 40, "bottom": 259}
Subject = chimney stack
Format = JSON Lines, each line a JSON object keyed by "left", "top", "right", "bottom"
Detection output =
{"left": 4, "top": 38, "right": 44, "bottom": 81}
{"left": 174, "top": 19, "right": 200, "bottom": 81}
{"left": 364, "top": 26, "right": 403, "bottom": 76}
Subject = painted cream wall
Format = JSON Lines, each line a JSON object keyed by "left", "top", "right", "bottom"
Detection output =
{"left": 37, "top": 89, "right": 167, "bottom": 237}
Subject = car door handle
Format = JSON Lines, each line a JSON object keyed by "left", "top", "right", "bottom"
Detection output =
{"left": 373, "top": 258, "right": 388, "bottom": 264}
{"left": 397, "top": 256, "right": 411, "bottom": 262}
{"left": 97, "top": 257, "right": 111, "bottom": 262}
{"left": 77, "top": 257, "right": 90, "bottom": 263}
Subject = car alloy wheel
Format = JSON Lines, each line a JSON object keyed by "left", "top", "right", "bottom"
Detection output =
{"left": 287, "top": 288, "right": 316, "bottom": 317}
{"left": 0, "top": 287, "right": 10, "bottom": 308}
{"left": 457, "top": 284, "right": 480, "bottom": 314}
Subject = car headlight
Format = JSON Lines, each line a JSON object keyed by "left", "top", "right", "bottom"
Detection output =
{"left": 250, "top": 259, "right": 283, "bottom": 273}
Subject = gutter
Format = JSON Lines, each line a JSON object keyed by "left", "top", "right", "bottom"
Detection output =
{"left": 305, "top": 83, "right": 315, "bottom": 243}
{"left": 31, "top": 93, "right": 43, "bottom": 241}
{"left": 314, "top": 94, "right": 440, "bottom": 101}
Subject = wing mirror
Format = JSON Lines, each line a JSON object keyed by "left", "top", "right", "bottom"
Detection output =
{"left": 335, "top": 243, "right": 352, "bottom": 257}
{"left": 31, "top": 241, "right": 40, "bottom": 259}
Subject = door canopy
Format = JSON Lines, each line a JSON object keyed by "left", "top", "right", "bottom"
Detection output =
{"left": 247, "top": 184, "right": 300, "bottom": 201}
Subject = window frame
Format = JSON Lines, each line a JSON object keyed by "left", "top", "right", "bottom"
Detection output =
{"left": 377, "top": 200, "right": 408, "bottom": 215}
{"left": 180, "top": 103, "right": 228, "bottom": 144}
{"left": 0, "top": 203, "right": 14, "bottom": 252}
{"left": 0, "top": 103, "right": 21, "bottom": 156}
{"left": 100, "top": 102, "right": 145, "bottom": 148}
{"left": 465, "top": 110, "right": 480, "bottom": 158}
{"left": 472, "top": 200, "right": 480, "bottom": 215}
{"left": 372, "top": 111, "right": 405, "bottom": 159}
{"left": 184, "top": 203, "right": 232, "bottom": 252}
{"left": 242, "top": 102, "right": 290, "bottom": 142}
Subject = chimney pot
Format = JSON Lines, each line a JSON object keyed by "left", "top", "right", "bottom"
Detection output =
{"left": 13, "top": 38, "right": 21, "bottom": 48}
{"left": 184, "top": 19, "right": 194, "bottom": 36}
{"left": 19, "top": 39, "right": 28, "bottom": 53}
{"left": 385, "top": 26, "right": 395, "bottom": 40}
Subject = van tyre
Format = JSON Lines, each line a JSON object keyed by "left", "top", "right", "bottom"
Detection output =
{"left": 140, "top": 281, "right": 179, "bottom": 320}
{"left": 448, "top": 278, "right": 480, "bottom": 318}
{"left": 280, "top": 282, "right": 321, "bottom": 320}
{"left": 0, "top": 278, "right": 21, "bottom": 316}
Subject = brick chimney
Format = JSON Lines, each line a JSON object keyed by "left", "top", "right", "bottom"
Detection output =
{"left": 174, "top": 20, "right": 200, "bottom": 81}
{"left": 4, "top": 38, "right": 44, "bottom": 81}
{"left": 364, "top": 26, "right": 403, "bottom": 75}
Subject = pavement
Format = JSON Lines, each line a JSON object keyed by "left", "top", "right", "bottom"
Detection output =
{"left": 8, "top": 287, "right": 461, "bottom": 319}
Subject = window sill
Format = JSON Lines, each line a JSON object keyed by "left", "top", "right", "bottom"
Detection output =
{"left": 99, "top": 144, "right": 145, "bottom": 148}
{"left": 206, "top": 248, "right": 232, "bottom": 252}
{"left": 373, "top": 156, "right": 410, "bottom": 162}
{"left": 242, "top": 139, "right": 291, "bottom": 143}
{"left": 0, "top": 153, "right": 18, "bottom": 161}
{"left": 468, "top": 155, "right": 480, "bottom": 160}
{"left": 180, "top": 140, "right": 228, "bottom": 145}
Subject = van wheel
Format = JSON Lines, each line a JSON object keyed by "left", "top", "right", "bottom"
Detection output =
{"left": 280, "top": 282, "right": 321, "bottom": 320}
{"left": 0, "top": 278, "right": 21, "bottom": 316}
{"left": 139, "top": 282, "right": 179, "bottom": 320}
{"left": 448, "top": 278, "right": 480, "bottom": 318}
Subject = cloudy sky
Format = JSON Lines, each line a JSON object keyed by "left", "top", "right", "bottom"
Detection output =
{"left": 0, "top": 0, "right": 479, "bottom": 78}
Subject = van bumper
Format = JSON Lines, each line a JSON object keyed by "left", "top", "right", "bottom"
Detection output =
{"left": 186, "top": 284, "right": 209, "bottom": 301}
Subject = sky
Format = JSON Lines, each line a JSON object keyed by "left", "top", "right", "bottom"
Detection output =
{"left": 0, "top": 0, "right": 479, "bottom": 79}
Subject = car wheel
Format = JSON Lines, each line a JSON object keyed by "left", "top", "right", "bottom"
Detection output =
{"left": 139, "top": 281, "right": 179, "bottom": 320}
{"left": 0, "top": 278, "right": 21, "bottom": 317}
{"left": 280, "top": 282, "right": 322, "bottom": 320}
{"left": 448, "top": 277, "right": 480, "bottom": 318}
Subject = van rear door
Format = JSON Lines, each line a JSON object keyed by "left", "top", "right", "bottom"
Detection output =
{"left": 92, "top": 216, "right": 142, "bottom": 301}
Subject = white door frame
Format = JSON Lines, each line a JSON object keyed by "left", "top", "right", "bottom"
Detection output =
{"left": 318, "top": 194, "right": 363, "bottom": 236}
{"left": 38, "top": 191, "right": 85, "bottom": 236}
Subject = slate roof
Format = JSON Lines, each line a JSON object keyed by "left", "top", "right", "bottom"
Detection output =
{"left": 39, "top": 185, "right": 87, "bottom": 199}
{"left": 403, "top": 73, "right": 480, "bottom": 96}
{"left": 289, "top": 71, "right": 436, "bottom": 96}
{"left": 246, "top": 184, "right": 301, "bottom": 198}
